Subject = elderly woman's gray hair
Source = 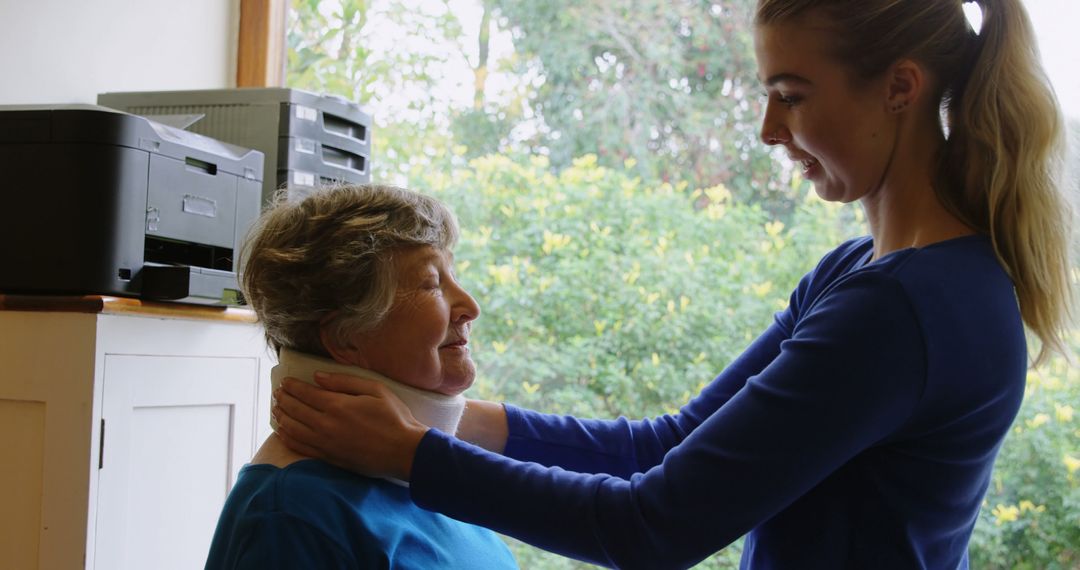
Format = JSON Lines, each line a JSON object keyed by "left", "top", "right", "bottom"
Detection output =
{"left": 240, "top": 184, "right": 460, "bottom": 356}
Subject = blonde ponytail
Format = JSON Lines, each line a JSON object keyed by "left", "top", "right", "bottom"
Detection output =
{"left": 938, "top": 0, "right": 1072, "bottom": 365}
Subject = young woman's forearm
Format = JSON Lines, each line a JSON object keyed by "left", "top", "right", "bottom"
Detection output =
{"left": 457, "top": 399, "right": 509, "bottom": 454}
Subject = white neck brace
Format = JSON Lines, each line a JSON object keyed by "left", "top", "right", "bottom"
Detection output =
{"left": 270, "top": 347, "right": 467, "bottom": 438}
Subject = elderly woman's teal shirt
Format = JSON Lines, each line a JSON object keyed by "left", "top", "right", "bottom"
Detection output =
{"left": 205, "top": 458, "right": 517, "bottom": 569}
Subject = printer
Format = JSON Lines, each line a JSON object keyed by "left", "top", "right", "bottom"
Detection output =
{"left": 0, "top": 105, "right": 263, "bottom": 305}
{"left": 98, "top": 87, "right": 373, "bottom": 206}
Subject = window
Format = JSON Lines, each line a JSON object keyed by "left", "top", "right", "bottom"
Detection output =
{"left": 282, "top": 1, "right": 1080, "bottom": 567}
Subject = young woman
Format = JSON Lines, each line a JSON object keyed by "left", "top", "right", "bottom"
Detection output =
{"left": 270, "top": 1, "right": 1072, "bottom": 568}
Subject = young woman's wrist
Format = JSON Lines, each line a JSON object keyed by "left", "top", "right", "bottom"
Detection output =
{"left": 399, "top": 425, "right": 430, "bottom": 481}
{"left": 459, "top": 399, "right": 510, "bottom": 454}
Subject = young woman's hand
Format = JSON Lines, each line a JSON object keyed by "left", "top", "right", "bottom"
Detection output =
{"left": 272, "top": 373, "right": 428, "bottom": 481}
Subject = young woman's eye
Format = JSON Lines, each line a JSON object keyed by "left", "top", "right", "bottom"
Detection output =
{"left": 778, "top": 94, "right": 802, "bottom": 108}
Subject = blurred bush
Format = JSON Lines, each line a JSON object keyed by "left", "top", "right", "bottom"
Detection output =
{"left": 970, "top": 338, "right": 1080, "bottom": 570}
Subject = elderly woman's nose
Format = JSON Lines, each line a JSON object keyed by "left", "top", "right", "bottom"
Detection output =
{"left": 452, "top": 285, "right": 481, "bottom": 322}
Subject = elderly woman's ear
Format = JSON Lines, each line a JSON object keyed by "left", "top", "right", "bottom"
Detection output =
{"left": 319, "top": 317, "right": 363, "bottom": 366}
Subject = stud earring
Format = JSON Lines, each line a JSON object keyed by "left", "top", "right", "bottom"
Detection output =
{"left": 890, "top": 102, "right": 908, "bottom": 113}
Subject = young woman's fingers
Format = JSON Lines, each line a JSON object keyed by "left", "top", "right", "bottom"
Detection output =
{"left": 273, "top": 425, "right": 325, "bottom": 460}
{"left": 310, "top": 371, "right": 388, "bottom": 396}
{"left": 278, "top": 377, "right": 334, "bottom": 412}
{"left": 272, "top": 398, "right": 323, "bottom": 444}
{"left": 274, "top": 382, "right": 329, "bottom": 429}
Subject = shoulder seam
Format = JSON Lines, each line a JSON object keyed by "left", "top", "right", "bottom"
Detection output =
{"left": 887, "top": 277, "right": 932, "bottom": 414}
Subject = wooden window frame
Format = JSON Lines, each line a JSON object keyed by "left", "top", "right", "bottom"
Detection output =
{"left": 236, "top": 0, "right": 288, "bottom": 87}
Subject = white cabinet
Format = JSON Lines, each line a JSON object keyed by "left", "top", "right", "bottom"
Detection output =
{"left": 94, "top": 355, "right": 259, "bottom": 570}
{"left": 0, "top": 296, "right": 274, "bottom": 570}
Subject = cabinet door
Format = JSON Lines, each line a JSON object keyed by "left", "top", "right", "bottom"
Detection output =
{"left": 93, "top": 354, "right": 258, "bottom": 570}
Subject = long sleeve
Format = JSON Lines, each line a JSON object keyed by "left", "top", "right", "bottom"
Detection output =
{"left": 411, "top": 272, "right": 927, "bottom": 569}
{"left": 498, "top": 248, "right": 824, "bottom": 478}
{"left": 502, "top": 319, "right": 790, "bottom": 477}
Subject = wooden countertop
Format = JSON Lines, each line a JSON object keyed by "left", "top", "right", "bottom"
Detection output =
{"left": 0, "top": 294, "right": 257, "bottom": 323}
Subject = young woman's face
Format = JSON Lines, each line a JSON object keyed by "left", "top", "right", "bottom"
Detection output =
{"left": 342, "top": 245, "right": 481, "bottom": 396}
{"left": 754, "top": 17, "right": 896, "bottom": 203}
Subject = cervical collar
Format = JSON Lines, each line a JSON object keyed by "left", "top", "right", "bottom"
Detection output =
{"left": 270, "top": 347, "right": 467, "bottom": 437}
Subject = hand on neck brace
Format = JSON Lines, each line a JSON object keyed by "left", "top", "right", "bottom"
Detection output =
{"left": 270, "top": 347, "right": 467, "bottom": 437}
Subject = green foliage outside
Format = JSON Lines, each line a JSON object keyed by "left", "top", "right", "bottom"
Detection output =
{"left": 286, "top": 1, "right": 1080, "bottom": 567}
{"left": 417, "top": 151, "right": 1080, "bottom": 569}
{"left": 288, "top": 0, "right": 467, "bottom": 183}
{"left": 486, "top": 0, "right": 783, "bottom": 206}
{"left": 970, "top": 352, "right": 1080, "bottom": 570}
{"left": 429, "top": 153, "right": 851, "bottom": 421}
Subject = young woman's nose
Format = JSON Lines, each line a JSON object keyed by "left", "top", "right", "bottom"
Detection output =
{"left": 760, "top": 122, "right": 791, "bottom": 146}
{"left": 759, "top": 102, "right": 792, "bottom": 146}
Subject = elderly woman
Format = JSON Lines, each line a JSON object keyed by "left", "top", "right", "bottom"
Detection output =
{"left": 204, "top": 184, "right": 518, "bottom": 569}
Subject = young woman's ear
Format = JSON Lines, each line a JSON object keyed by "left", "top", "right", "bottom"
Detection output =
{"left": 884, "top": 58, "right": 926, "bottom": 114}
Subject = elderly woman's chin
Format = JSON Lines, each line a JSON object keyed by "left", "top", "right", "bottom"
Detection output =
{"left": 431, "top": 354, "right": 477, "bottom": 396}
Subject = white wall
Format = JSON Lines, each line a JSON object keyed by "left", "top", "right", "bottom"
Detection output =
{"left": 0, "top": 0, "right": 239, "bottom": 105}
